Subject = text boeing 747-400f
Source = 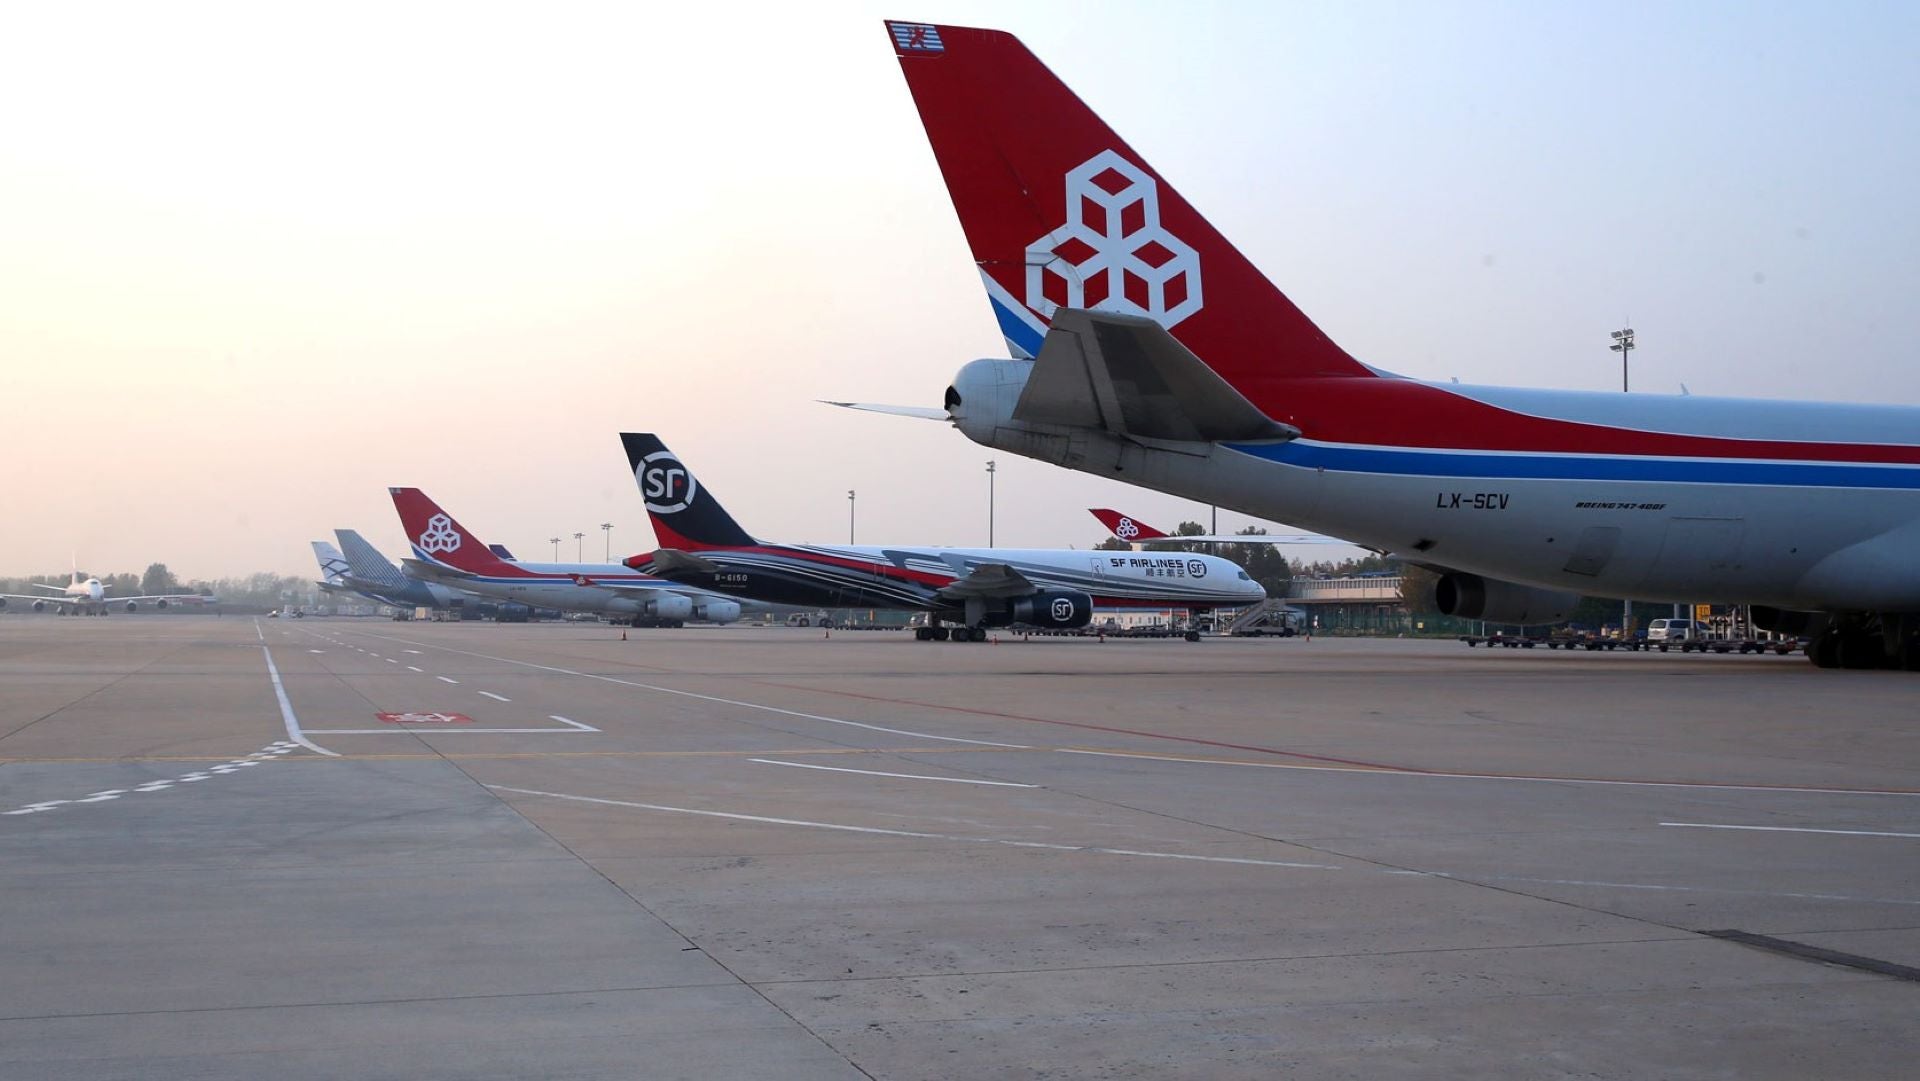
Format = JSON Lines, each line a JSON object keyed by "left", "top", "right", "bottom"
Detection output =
{"left": 847, "top": 19, "right": 1920, "bottom": 670}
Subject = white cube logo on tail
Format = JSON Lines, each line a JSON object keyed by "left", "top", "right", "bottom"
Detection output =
{"left": 1026, "top": 150, "right": 1202, "bottom": 328}
{"left": 418, "top": 514, "right": 462, "bottom": 554}
{"left": 1114, "top": 517, "right": 1140, "bottom": 540}
{"left": 638, "top": 451, "right": 697, "bottom": 514}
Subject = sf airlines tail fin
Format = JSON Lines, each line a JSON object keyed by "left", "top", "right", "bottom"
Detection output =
{"left": 887, "top": 20, "right": 1369, "bottom": 385}
{"left": 619, "top": 433, "right": 756, "bottom": 551}
{"left": 388, "top": 488, "right": 521, "bottom": 575}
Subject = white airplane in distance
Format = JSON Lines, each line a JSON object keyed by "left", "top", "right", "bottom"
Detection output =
{"left": 861, "top": 20, "right": 1920, "bottom": 670}
{"left": 0, "top": 569, "right": 212, "bottom": 615}
{"left": 1089, "top": 509, "right": 1343, "bottom": 549}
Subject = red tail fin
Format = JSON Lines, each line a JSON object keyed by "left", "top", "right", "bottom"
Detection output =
{"left": 889, "top": 20, "right": 1368, "bottom": 385}
{"left": 388, "top": 488, "right": 519, "bottom": 574}
{"left": 1089, "top": 508, "right": 1169, "bottom": 542}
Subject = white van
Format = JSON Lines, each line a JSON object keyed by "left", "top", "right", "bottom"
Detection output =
{"left": 1646, "top": 618, "right": 1695, "bottom": 642}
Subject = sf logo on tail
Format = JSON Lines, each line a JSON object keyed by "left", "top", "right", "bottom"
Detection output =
{"left": 418, "top": 514, "right": 462, "bottom": 554}
{"left": 639, "top": 451, "right": 697, "bottom": 514}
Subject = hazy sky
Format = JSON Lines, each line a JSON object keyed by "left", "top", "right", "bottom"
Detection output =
{"left": 3, "top": 1, "right": 1915, "bottom": 579}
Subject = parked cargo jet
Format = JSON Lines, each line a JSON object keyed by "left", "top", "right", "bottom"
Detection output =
{"left": 868, "top": 20, "right": 1920, "bottom": 669}
{"left": 389, "top": 488, "right": 746, "bottom": 626}
{"left": 1089, "top": 509, "right": 1339, "bottom": 548}
{"left": 619, "top": 433, "right": 1264, "bottom": 641}
{"left": 0, "top": 569, "right": 210, "bottom": 615}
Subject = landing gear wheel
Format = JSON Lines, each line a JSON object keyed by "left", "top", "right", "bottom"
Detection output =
{"left": 1809, "top": 630, "right": 1841, "bottom": 668}
{"left": 1838, "top": 631, "right": 1885, "bottom": 670}
{"left": 1184, "top": 630, "right": 1201, "bottom": 642}
{"left": 930, "top": 627, "right": 950, "bottom": 642}
{"left": 914, "top": 627, "right": 932, "bottom": 641}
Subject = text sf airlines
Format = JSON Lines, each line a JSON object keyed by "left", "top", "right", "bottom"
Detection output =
{"left": 622, "top": 433, "right": 1264, "bottom": 640}
{"left": 866, "top": 20, "right": 1920, "bottom": 669}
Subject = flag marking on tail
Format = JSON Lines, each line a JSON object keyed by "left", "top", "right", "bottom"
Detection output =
{"left": 889, "top": 22, "right": 943, "bottom": 53}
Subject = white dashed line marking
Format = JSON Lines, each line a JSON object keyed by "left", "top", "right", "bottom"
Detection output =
{"left": 477, "top": 691, "right": 511, "bottom": 702}
{"left": 407, "top": 666, "right": 423, "bottom": 672}
{"left": 437, "top": 676, "right": 459, "bottom": 684}
{"left": 1, "top": 742, "right": 304, "bottom": 819}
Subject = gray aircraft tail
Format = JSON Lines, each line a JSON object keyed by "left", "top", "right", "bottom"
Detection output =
{"left": 336, "top": 530, "right": 411, "bottom": 590}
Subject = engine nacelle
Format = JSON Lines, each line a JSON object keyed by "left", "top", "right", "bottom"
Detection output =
{"left": 156, "top": 599, "right": 170, "bottom": 610}
{"left": 32, "top": 600, "right": 46, "bottom": 612}
{"left": 997, "top": 590, "right": 1094, "bottom": 630}
{"left": 1434, "top": 573, "right": 1579, "bottom": 626}
{"left": 0, "top": 597, "right": 6, "bottom": 609}
{"left": 694, "top": 598, "right": 741, "bottom": 624}
{"left": 645, "top": 594, "right": 694, "bottom": 621}
{"left": 125, "top": 601, "right": 139, "bottom": 612}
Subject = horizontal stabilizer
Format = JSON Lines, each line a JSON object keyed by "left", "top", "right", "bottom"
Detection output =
{"left": 402, "top": 558, "right": 472, "bottom": 582}
{"left": 647, "top": 548, "right": 723, "bottom": 576}
{"left": 1016, "top": 309, "right": 1298, "bottom": 443}
{"left": 821, "top": 401, "right": 950, "bottom": 421}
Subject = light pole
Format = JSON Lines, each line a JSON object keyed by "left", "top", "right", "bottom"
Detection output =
{"left": 985, "top": 460, "right": 996, "bottom": 546}
{"left": 601, "top": 522, "right": 613, "bottom": 561}
{"left": 1609, "top": 326, "right": 1635, "bottom": 393}
{"left": 549, "top": 536, "right": 560, "bottom": 560}
{"left": 847, "top": 490, "right": 856, "bottom": 545}
{"left": 1611, "top": 325, "right": 1637, "bottom": 636}
{"left": 573, "top": 532, "right": 585, "bottom": 561}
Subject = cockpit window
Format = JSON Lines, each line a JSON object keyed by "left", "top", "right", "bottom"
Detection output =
{"left": 1237, "top": 571, "right": 1251, "bottom": 580}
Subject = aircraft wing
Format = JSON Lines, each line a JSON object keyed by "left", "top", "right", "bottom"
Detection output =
{"left": 934, "top": 563, "right": 1037, "bottom": 602}
{"left": 1135, "top": 533, "right": 1345, "bottom": 546}
{"left": 103, "top": 594, "right": 214, "bottom": 604}
{"left": 27, "top": 583, "right": 68, "bottom": 593}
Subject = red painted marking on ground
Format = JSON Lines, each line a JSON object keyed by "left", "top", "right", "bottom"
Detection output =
{"left": 377, "top": 711, "right": 474, "bottom": 725}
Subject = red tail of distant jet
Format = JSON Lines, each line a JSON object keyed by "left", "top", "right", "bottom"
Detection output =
{"left": 389, "top": 488, "right": 520, "bottom": 575}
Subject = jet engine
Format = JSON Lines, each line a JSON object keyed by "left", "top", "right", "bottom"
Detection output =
{"left": 693, "top": 598, "right": 742, "bottom": 624}
{"left": 32, "top": 600, "right": 46, "bottom": 612}
{"left": 996, "top": 590, "right": 1093, "bottom": 630}
{"left": 0, "top": 598, "right": 6, "bottom": 609}
{"left": 125, "top": 601, "right": 140, "bottom": 612}
{"left": 646, "top": 595, "right": 694, "bottom": 621}
{"left": 1434, "top": 573, "right": 1579, "bottom": 626}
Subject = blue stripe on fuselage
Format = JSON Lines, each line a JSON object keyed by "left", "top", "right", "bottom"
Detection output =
{"left": 1225, "top": 441, "right": 1920, "bottom": 489}
{"left": 990, "top": 296, "right": 1045, "bottom": 359}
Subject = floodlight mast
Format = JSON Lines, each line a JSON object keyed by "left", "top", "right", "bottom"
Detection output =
{"left": 1609, "top": 327, "right": 1636, "bottom": 392}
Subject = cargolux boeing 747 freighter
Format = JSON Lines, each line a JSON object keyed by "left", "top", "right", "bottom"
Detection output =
{"left": 850, "top": 20, "right": 1920, "bottom": 670}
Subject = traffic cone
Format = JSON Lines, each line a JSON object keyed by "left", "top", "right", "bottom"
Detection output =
{"left": 621, "top": 630, "right": 627, "bottom": 641}
{"left": 823, "top": 628, "right": 830, "bottom": 639}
